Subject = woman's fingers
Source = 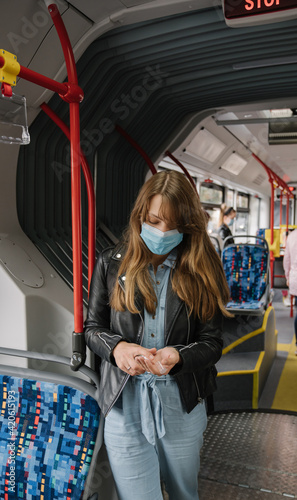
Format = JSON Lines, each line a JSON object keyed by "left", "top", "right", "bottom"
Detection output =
{"left": 113, "top": 342, "right": 157, "bottom": 375}
{"left": 113, "top": 344, "right": 180, "bottom": 376}
{"left": 146, "top": 347, "right": 180, "bottom": 375}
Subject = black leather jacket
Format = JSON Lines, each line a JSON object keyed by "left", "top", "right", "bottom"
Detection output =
{"left": 84, "top": 244, "right": 223, "bottom": 416}
{"left": 218, "top": 224, "right": 234, "bottom": 245}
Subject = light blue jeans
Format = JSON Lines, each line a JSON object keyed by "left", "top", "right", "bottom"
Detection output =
{"left": 104, "top": 375, "right": 207, "bottom": 500}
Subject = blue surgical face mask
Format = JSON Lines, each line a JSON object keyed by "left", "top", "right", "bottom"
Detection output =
{"left": 228, "top": 218, "right": 234, "bottom": 227}
{"left": 140, "top": 222, "right": 183, "bottom": 255}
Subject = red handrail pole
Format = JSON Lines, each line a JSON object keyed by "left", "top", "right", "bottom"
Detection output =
{"left": 286, "top": 194, "right": 290, "bottom": 230}
{"left": 70, "top": 103, "right": 83, "bottom": 332}
{"left": 279, "top": 192, "right": 283, "bottom": 227}
{"left": 250, "top": 153, "right": 295, "bottom": 288}
{"left": 18, "top": 65, "right": 69, "bottom": 96}
{"left": 285, "top": 193, "right": 290, "bottom": 305}
{"left": 270, "top": 182, "right": 275, "bottom": 287}
{"left": 3, "top": 3, "right": 86, "bottom": 366}
{"left": 40, "top": 102, "right": 69, "bottom": 136}
{"left": 252, "top": 153, "right": 276, "bottom": 286}
{"left": 40, "top": 103, "right": 96, "bottom": 292}
{"left": 47, "top": 4, "right": 83, "bottom": 334}
{"left": 252, "top": 153, "right": 274, "bottom": 243}
{"left": 48, "top": 4, "right": 77, "bottom": 84}
{"left": 165, "top": 150, "right": 198, "bottom": 194}
{"left": 115, "top": 124, "right": 157, "bottom": 175}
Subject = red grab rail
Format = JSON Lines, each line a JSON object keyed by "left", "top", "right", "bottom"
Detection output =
{"left": 115, "top": 124, "right": 157, "bottom": 175}
{"left": 165, "top": 150, "right": 198, "bottom": 194}
{"left": 47, "top": 4, "right": 84, "bottom": 343}
{"left": 40, "top": 102, "right": 96, "bottom": 293}
{"left": 252, "top": 153, "right": 293, "bottom": 287}
{"left": 1, "top": 3, "right": 87, "bottom": 368}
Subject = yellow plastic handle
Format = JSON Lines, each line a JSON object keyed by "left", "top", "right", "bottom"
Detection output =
{"left": 0, "top": 50, "right": 20, "bottom": 86}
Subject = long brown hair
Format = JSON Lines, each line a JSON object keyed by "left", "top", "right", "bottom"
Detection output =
{"left": 111, "top": 170, "right": 231, "bottom": 321}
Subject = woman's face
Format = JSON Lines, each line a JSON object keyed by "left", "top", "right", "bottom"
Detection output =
{"left": 145, "top": 194, "right": 176, "bottom": 233}
{"left": 224, "top": 212, "right": 236, "bottom": 226}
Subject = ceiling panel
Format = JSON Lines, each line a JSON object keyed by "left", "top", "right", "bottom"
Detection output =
{"left": 0, "top": 0, "right": 68, "bottom": 66}
{"left": 18, "top": 5, "right": 297, "bottom": 241}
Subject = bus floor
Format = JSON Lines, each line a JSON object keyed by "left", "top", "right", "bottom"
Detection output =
{"left": 161, "top": 290, "right": 297, "bottom": 499}
{"left": 197, "top": 289, "right": 297, "bottom": 500}
{"left": 198, "top": 411, "right": 297, "bottom": 499}
{"left": 162, "top": 410, "right": 297, "bottom": 500}
{"left": 162, "top": 408, "right": 297, "bottom": 500}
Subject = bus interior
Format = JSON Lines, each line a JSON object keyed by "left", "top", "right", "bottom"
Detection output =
{"left": 0, "top": 1, "right": 297, "bottom": 498}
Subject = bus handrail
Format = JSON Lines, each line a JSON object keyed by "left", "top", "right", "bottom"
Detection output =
{"left": 115, "top": 124, "right": 157, "bottom": 175}
{"left": 40, "top": 102, "right": 96, "bottom": 294}
{"left": 0, "top": 3, "right": 87, "bottom": 370}
{"left": 165, "top": 150, "right": 198, "bottom": 194}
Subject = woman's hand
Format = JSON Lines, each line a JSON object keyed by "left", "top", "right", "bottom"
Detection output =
{"left": 113, "top": 342, "right": 157, "bottom": 375}
{"left": 140, "top": 347, "right": 181, "bottom": 376}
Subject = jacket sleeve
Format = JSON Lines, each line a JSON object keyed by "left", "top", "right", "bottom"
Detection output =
{"left": 170, "top": 312, "right": 223, "bottom": 375}
{"left": 219, "top": 224, "right": 234, "bottom": 245}
{"left": 84, "top": 250, "right": 124, "bottom": 364}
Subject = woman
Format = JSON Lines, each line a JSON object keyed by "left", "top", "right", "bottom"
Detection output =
{"left": 85, "top": 170, "right": 231, "bottom": 500}
{"left": 218, "top": 203, "right": 236, "bottom": 245}
{"left": 283, "top": 228, "right": 297, "bottom": 355}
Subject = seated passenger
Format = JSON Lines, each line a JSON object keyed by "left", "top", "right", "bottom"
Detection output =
{"left": 218, "top": 204, "right": 236, "bottom": 245}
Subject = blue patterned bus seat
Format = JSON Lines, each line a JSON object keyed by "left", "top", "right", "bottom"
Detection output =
{"left": 256, "top": 228, "right": 267, "bottom": 246}
{"left": 222, "top": 244, "right": 269, "bottom": 313}
{"left": 0, "top": 375, "right": 100, "bottom": 499}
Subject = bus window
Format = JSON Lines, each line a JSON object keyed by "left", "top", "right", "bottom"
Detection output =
{"left": 234, "top": 212, "right": 249, "bottom": 236}
{"left": 274, "top": 197, "right": 295, "bottom": 226}
{"left": 199, "top": 183, "right": 223, "bottom": 205}
{"left": 226, "top": 189, "right": 234, "bottom": 208}
{"left": 234, "top": 192, "right": 249, "bottom": 236}
{"left": 206, "top": 208, "right": 220, "bottom": 235}
{"left": 236, "top": 192, "right": 249, "bottom": 209}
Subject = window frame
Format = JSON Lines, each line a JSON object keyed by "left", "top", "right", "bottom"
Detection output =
{"left": 236, "top": 191, "right": 250, "bottom": 212}
{"left": 199, "top": 182, "right": 224, "bottom": 207}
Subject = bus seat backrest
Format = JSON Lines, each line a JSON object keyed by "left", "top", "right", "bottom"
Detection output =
{"left": 209, "top": 235, "right": 221, "bottom": 256}
{"left": 0, "top": 374, "right": 100, "bottom": 499}
{"left": 222, "top": 244, "right": 268, "bottom": 304}
{"left": 256, "top": 228, "right": 267, "bottom": 246}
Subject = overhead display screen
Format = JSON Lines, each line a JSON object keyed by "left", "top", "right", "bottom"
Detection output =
{"left": 224, "top": 0, "right": 297, "bottom": 26}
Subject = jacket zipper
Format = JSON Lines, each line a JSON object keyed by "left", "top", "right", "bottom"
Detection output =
{"left": 105, "top": 373, "right": 129, "bottom": 416}
{"left": 185, "top": 304, "right": 190, "bottom": 345}
{"left": 186, "top": 305, "right": 202, "bottom": 404}
{"left": 193, "top": 373, "right": 203, "bottom": 403}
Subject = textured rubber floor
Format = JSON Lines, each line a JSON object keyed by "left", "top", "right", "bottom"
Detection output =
{"left": 199, "top": 412, "right": 297, "bottom": 499}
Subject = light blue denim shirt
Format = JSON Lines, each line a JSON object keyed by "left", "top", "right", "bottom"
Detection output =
{"left": 142, "top": 249, "right": 177, "bottom": 350}
{"left": 122, "top": 250, "right": 178, "bottom": 445}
